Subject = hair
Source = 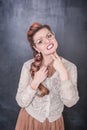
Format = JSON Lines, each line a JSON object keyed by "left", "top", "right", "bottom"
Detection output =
{"left": 27, "top": 22, "right": 52, "bottom": 97}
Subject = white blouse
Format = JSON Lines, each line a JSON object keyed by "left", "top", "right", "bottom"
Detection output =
{"left": 16, "top": 57, "right": 79, "bottom": 122}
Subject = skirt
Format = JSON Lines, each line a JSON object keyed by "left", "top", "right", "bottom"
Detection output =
{"left": 15, "top": 108, "right": 64, "bottom": 130}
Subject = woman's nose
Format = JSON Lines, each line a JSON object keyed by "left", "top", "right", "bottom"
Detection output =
{"left": 43, "top": 37, "right": 50, "bottom": 44}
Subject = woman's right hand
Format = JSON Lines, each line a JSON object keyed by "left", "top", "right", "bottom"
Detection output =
{"left": 30, "top": 66, "right": 48, "bottom": 90}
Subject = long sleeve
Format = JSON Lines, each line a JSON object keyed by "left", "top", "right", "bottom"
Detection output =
{"left": 60, "top": 63, "right": 79, "bottom": 107}
{"left": 16, "top": 62, "right": 37, "bottom": 108}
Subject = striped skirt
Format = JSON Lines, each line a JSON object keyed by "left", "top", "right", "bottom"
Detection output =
{"left": 15, "top": 108, "right": 64, "bottom": 130}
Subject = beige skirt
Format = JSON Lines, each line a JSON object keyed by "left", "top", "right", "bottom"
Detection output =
{"left": 15, "top": 108, "right": 64, "bottom": 130}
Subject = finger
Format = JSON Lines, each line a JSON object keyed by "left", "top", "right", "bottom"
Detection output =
{"left": 53, "top": 52, "right": 61, "bottom": 60}
{"left": 51, "top": 55, "right": 57, "bottom": 61}
{"left": 45, "top": 69, "right": 48, "bottom": 73}
{"left": 43, "top": 67, "right": 48, "bottom": 73}
{"left": 41, "top": 65, "right": 47, "bottom": 69}
{"left": 54, "top": 52, "right": 58, "bottom": 58}
{"left": 40, "top": 65, "right": 47, "bottom": 71}
{"left": 44, "top": 70, "right": 48, "bottom": 76}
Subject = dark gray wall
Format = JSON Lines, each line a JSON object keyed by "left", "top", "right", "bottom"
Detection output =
{"left": 0, "top": 0, "right": 87, "bottom": 130}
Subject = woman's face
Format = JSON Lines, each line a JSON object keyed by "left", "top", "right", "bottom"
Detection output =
{"left": 33, "top": 28, "right": 58, "bottom": 56}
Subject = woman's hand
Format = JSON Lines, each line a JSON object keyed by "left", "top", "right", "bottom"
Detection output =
{"left": 34, "top": 66, "right": 48, "bottom": 83}
{"left": 30, "top": 66, "right": 48, "bottom": 90}
{"left": 51, "top": 52, "right": 63, "bottom": 72}
{"left": 51, "top": 52, "right": 69, "bottom": 81}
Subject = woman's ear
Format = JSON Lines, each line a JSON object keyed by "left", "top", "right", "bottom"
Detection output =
{"left": 33, "top": 45, "right": 40, "bottom": 53}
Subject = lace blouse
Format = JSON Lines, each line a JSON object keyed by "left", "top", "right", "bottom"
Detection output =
{"left": 16, "top": 57, "right": 79, "bottom": 122}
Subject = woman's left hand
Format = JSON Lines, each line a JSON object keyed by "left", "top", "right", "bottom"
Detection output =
{"left": 51, "top": 52, "right": 63, "bottom": 72}
{"left": 51, "top": 52, "right": 69, "bottom": 81}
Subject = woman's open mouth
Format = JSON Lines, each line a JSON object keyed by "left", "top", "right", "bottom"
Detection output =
{"left": 47, "top": 43, "right": 54, "bottom": 50}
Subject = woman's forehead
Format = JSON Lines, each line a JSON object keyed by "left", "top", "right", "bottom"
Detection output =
{"left": 33, "top": 28, "right": 51, "bottom": 40}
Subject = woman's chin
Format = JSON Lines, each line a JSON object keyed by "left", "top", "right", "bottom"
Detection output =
{"left": 43, "top": 45, "right": 58, "bottom": 56}
{"left": 45, "top": 49, "right": 56, "bottom": 55}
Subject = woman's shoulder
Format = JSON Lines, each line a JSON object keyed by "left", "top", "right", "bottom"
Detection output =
{"left": 61, "top": 56, "right": 77, "bottom": 69}
{"left": 22, "top": 58, "right": 34, "bottom": 69}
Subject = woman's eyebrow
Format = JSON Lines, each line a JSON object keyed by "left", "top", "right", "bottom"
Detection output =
{"left": 34, "top": 38, "right": 42, "bottom": 44}
{"left": 34, "top": 32, "right": 51, "bottom": 42}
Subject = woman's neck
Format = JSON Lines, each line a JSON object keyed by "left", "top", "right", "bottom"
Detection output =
{"left": 42, "top": 52, "right": 62, "bottom": 67}
{"left": 42, "top": 55, "right": 56, "bottom": 77}
{"left": 42, "top": 55, "right": 53, "bottom": 66}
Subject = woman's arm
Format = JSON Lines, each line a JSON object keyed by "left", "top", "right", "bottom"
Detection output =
{"left": 59, "top": 64, "right": 79, "bottom": 107}
{"left": 51, "top": 52, "right": 79, "bottom": 107}
{"left": 16, "top": 62, "right": 37, "bottom": 108}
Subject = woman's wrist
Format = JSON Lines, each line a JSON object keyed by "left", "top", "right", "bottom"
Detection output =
{"left": 30, "top": 80, "right": 40, "bottom": 90}
{"left": 59, "top": 68, "right": 69, "bottom": 81}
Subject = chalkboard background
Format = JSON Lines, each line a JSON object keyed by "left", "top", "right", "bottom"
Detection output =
{"left": 0, "top": 0, "right": 87, "bottom": 130}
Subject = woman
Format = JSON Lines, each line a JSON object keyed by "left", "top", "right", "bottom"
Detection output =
{"left": 15, "top": 22, "right": 79, "bottom": 130}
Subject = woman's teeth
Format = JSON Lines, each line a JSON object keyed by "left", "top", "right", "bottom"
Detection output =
{"left": 47, "top": 44, "right": 54, "bottom": 50}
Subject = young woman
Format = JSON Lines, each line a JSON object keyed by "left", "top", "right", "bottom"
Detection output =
{"left": 15, "top": 22, "right": 79, "bottom": 130}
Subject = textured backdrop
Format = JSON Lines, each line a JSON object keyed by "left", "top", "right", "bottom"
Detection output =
{"left": 0, "top": 0, "right": 87, "bottom": 130}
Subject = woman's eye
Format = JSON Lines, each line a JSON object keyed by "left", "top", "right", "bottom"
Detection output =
{"left": 47, "top": 33, "right": 52, "bottom": 38}
{"left": 37, "top": 40, "right": 43, "bottom": 44}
